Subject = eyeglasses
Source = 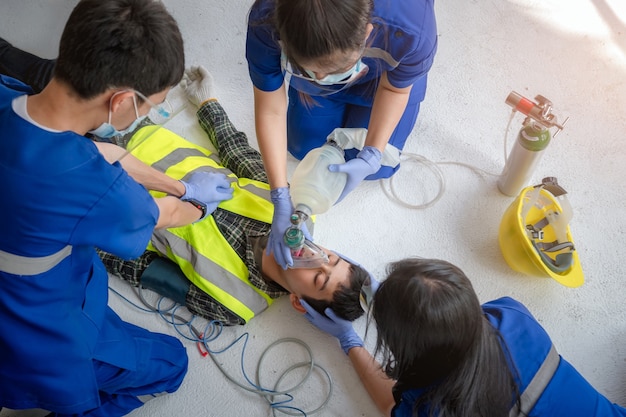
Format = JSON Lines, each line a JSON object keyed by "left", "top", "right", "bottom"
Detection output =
{"left": 281, "top": 54, "right": 369, "bottom": 84}
{"left": 280, "top": 53, "right": 369, "bottom": 96}
{"left": 133, "top": 90, "right": 174, "bottom": 125}
{"left": 113, "top": 88, "right": 186, "bottom": 163}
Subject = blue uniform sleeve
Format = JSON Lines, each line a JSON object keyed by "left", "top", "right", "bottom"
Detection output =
{"left": 482, "top": 296, "right": 536, "bottom": 319}
{"left": 246, "top": 1, "right": 285, "bottom": 92}
{"left": 0, "top": 74, "right": 34, "bottom": 94}
{"left": 72, "top": 161, "right": 158, "bottom": 260}
{"left": 379, "top": 0, "right": 438, "bottom": 89}
{"left": 386, "top": 39, "right": 437, "bottom": 90}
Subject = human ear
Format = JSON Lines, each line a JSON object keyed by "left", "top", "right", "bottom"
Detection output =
{"left": 109, "top": 91, "right": 135, "bottom": 113}
{"left": 290, "top": 294, "right": 307, "bottom": 314}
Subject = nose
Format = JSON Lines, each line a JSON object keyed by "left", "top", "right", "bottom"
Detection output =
{"left": 320, "top": 262, "right": 332, "bottom": 273}
{"left": 312, "top": 71, "right": 328, "bottom": 80}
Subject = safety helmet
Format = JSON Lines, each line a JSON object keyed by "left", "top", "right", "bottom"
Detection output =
{"left": 498, "top": 177, "right": 584, "bottom": 287}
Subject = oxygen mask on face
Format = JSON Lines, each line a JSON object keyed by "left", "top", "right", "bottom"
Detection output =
{"left": 283, "top": 210, "right": 328, "bottom": 269}
{"left": 290, "top": 239, "right": 329, "bottom": 269}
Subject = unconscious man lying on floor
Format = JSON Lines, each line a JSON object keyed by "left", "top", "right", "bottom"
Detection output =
{"left": 100, "top": 66, "right": 371, "bottom": 325}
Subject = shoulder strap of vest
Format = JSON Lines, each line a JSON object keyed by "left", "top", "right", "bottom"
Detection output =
{"left": 509, "top": 344, "right": 560, "bottom": 417}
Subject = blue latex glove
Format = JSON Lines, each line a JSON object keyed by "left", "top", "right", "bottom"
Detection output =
{"left": 328, "top": 146, "right": 382, "bottom": 203}
{"left": 301, "top": 299, "right": 363, "bottom": 355}
{"left": 268, "top": 187, "right": 314, "bottom": 269}
{"left": 180, "top": 171, "right": 234, "bottom": 220}
{"left": 268, "top": 187, "right": 295, "bottom": 269}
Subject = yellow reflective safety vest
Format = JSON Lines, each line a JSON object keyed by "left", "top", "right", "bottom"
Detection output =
{"left": 127, "top": 125, "right": 275, "bottom": 323}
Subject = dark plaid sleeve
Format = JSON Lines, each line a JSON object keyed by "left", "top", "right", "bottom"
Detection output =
{"left": 196, "top": 100, "right": 268, "bottom": 183}
{"left": 97, "top": 249, "right": 159, "bottom": 287}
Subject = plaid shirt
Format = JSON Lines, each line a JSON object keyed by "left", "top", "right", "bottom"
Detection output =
{"left": 100, "top": 100, "right": 288, "bottom": 325}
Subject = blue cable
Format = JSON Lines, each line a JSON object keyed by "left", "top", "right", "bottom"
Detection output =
{"left": 109, "top": 284, "right": 334, "bottom": 416}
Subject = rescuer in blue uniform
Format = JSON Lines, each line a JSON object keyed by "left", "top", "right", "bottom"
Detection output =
{"left": 0, "top": 1, "right": 234, "bottom": 415}
{"left": 302, "top": 258, "right": 626, "bottom": 417}
{"left": 246, "top": 0, "right": 438, "bottom": 269}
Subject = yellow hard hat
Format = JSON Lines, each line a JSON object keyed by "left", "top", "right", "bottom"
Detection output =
{"left": 498, "top": 178, "right": 584, "bottom": 287}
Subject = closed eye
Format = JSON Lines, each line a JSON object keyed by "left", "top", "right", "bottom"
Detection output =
{"left": 314, "top": 253, "right": 340, "bottom": 291}
{"left": 314, "top": 271, "right": 329, "bottom": 291}
{"left": 320, "top": 274, "right": 330, "bottom": 291}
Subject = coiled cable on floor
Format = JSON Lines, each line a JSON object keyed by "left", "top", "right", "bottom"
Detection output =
{"left": 109, "top": 285, "right": 332, "bottom": 416}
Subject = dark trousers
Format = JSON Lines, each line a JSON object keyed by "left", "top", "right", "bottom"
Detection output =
{"left": 0, "top": 37, "right": 55, "bottom": 93}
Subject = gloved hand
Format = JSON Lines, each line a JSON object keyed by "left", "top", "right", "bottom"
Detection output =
{"left": 180, "top": 65, "right": 215, "bottom": 108}
{"left": 180, "top": 171, "right": 234, "bottom": 220}
{"left": 329, "top": 146, "right": 382, "bottom": 203}
{"left": 268, "top": 187, "right": 296, "bottom": 269}
{"left": 301, "top": 299, "right": 363, "bottom": 355}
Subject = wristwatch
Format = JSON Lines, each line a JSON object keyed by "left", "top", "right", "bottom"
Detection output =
{"left": 183, "top": 198, "right": 207, "bottom": 220}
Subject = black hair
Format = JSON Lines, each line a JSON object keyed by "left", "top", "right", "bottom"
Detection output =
{"left": 249, "top": 0, "right": 378, "bottom": 108}
{"left": 372, "top": 258, "right": 520, "bottom": 417}
{"left": 302, "top": 261, "right": 369, "bottom": 321}
{"left": 273, "top": 0, "right": 372, "bottom": 65}
{"left": 54, "top": 0, "right": 184, "bottom": 99}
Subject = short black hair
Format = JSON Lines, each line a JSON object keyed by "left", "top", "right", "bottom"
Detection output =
{"left": 55, "top": 0, "right": 184, "bottom": 99}
{"left": 302, "top": 261, "right": 369, "bottom": 321}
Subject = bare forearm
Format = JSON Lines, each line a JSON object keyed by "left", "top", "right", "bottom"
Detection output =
{"left": 154, "top": 196, "right": 202, "bottom": 229}
{"left": 365, "top": 73, "right": 412, "bottom": 151}
{"left": 348, "top": 346, "right": 396, "bottom": 416}
{"left": 95, "top": 142, "right": 185, "bottom": 196}
{"left": 253, "top": 86, "right": 289, "bottom": 189}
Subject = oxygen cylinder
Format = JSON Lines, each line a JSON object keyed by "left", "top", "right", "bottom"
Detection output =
{"left": 289, "top": 140, "right": 348, "bottom": 218}
{"left": 497, "top": 120, "right": 551, "bottom": 196}
{"left": 497, "top": 91, "right": 567, "bottom": 197}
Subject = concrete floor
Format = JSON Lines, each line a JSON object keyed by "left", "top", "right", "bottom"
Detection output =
{"left": 1, "top": 0, "right": 625, "bottom": 416}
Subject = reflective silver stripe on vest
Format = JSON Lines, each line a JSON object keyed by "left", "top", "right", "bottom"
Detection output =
{"left": 150, "top": 148, "right": 221, "bottom": 174}
{"left": 237, "top": 182, "right": 271, "bottom": 201}
{"left": 509, "top": 344, "right": 559, "bottom": 417}
{"left": 137, "top": 391, "right": 168, "bottom": 403}
{"left": 151, "top": 147, "right": 270, "bottom": 201}
{"left": 0, "top": 245, "right": 72, "bottom": 276}
{"left": 151, "top": 230, "right": 269, "bottom": 315}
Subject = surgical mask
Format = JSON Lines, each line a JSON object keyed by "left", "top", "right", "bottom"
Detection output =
{"left": 304, "top": 59, "right": 366, "bottom": 86}
{"left": 89, "top": 90, "right": 170, "bottom": 139}
{"left": 90, "top": 115, "right": 147, "bottom": 139}
{"left": 290, "top": 239, "right": 329, "bottom": 269}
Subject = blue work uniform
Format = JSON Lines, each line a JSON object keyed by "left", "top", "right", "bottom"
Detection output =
{"left": 246, "top": 0, "right": 438, "bottom": 178}
{"left": 0, "top": 76, "right": 188, "bottom": 416}
{"left": 392, "top": 297, "right": 626, "bottom": 417}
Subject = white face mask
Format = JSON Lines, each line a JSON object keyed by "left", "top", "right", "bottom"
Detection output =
{"left": 89, "top": 91, "right": 144, "bottom": 139}
{"left": 304, "top": 59, "right": 366, "bottom": 86}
